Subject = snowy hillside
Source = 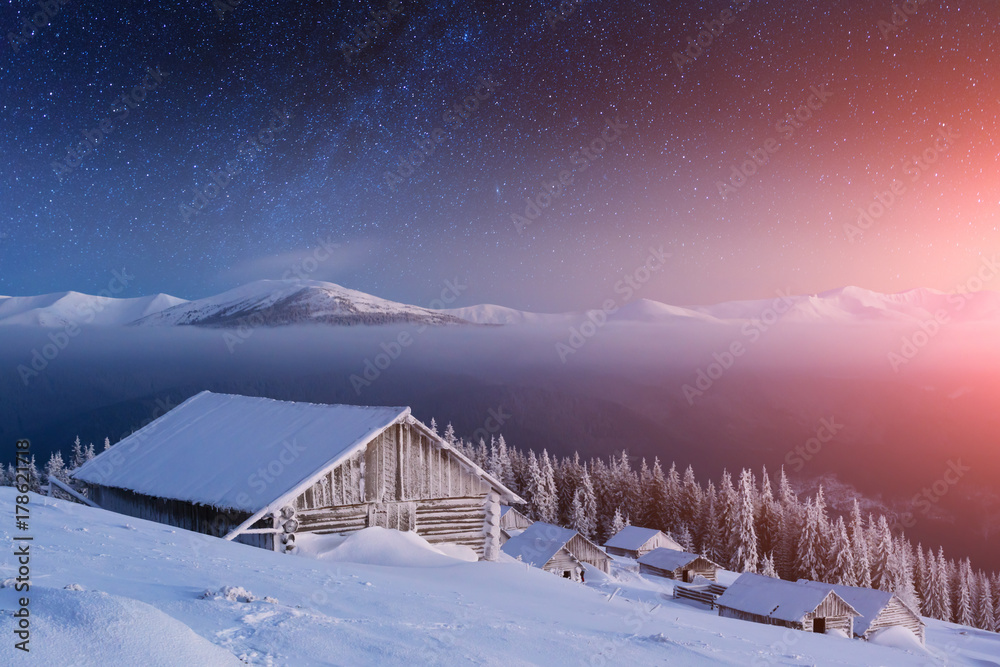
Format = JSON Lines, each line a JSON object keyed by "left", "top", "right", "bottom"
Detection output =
{"left": 0, "top": 292, "right": 186, "bottom": 327}
{"left": 2, "top": 490, "right": 998, "bottom": 666}
{"left": 131, "top": 280, "right": 471, "bottom": 328}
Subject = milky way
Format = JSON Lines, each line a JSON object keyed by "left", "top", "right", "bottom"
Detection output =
{"left": 1, "top": 0, "right": 998, "bottom": 310}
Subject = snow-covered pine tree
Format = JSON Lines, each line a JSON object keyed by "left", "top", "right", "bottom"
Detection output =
{"left": 795, "top": 498, "right": 824, "bottom": 581}
{"left": 495, "top": 435, "right": 514, "bottom": 491}
{"left": 665, "top": 463, "right": 681, "bottom": 534}
{"left": 103, "top": 437, "right": 112, "bottom": 451}
{"left": 569, "top": 489, "right": 588, "bottom": 537}
{"left": 957, "top": 558, "right": 975, "bottom": 627}
{"left": 695, "top": 481, "right": 719, "bottom": 561}
{"left": 976, "top": 574, "right": 996, "bottom": 632}
{"left": 827, "top": 517, "right": 857, "bottom": 586}
{"left": 645, "top": 458, "right": 670, "bottom": 533}
{"left": 44, "top": 451, "right": 72, "bottom": 487}
{"left": 914, "top": 545, "right": 930, "bottom": 615}
{"left": 676, "top": 522, "right": 694, "bottom": 553}
{"left": 732, "top": 469, "right": 759, "bottom": 574}
{"left": 849, "top": 501, "right": 872, "bottom": 589}
{"left": 936, "top": 548, "right": 953, "bottom": 622}
{"left": 890, "top": 536, "right": 920, "bottom": 613}
{"left": 761, "top": 552, "right": 778, "bottom": 579}
{"left": 442, "top": 422, "right": 456, "bottom": 446}
{"left": 429, "top": 418, "right": 439, "bottom": 435}
{"left": 717, "top": 470, "right": 738, "bottom": 567}
{"left": 71, "top": 436, "right": 85, "bottom": 470}
{"left": 870, "top": 516, "right": 894, "bottom": 591}
{"left": 23, "top": 455, "right": 42, "bottom": 493}
{"left": 525, "top": 450, "right": 542, "bottom": 520}
{"left": 610, "top": 507, "right": 626, "bottom": 536}
{"left": 535, "top": 450, "right": 559, "bottom": 524}
{"left": 83, "top": 442, "right": 96, "bottom": 462}
{"left": 680, "top": 465, "right": 701, "bottom": 527}
{"left": 756, "top": 466, "right": 781, "bottom": 561}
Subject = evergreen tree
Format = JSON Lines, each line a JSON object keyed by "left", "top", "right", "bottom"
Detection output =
{"left": 732, "top": 469, "right": 759, "bottom": 573}
{"left": 442, "top": 422, "right": 457, "bottom": 445}
{"left": 44, "top": 451, "right": 71, "bottom": 487}
{"left": 796, "top": 498, "right": 824, "bottom": 581}
{"left": 761, "top": 552, "right": 778, "bottom": 579}
{"left": 84, "top": 442, "right": 96, "bottom": 462}
{"left": 957, "top": 559, "right": 975, "bottom": 627}
{"left": 569, "top": 490, "right": 589, "bottom": 538}
{"left": 71, "top": 436, "right": 85, "bottom": 470}
{"left": 870, "top": 516, "right": 894, "bottom": 591}
{"left": 429, "top": 418, "right": 439, "bottom": 435}
{"left": 827, "top": 517, "right": 857, "bottom": 586}
{"left": 103, "top": 437, "right": 112, "bottom": 451}
{"left": 526, "top": 451, "right": 542, "bottom": 520}
{"left": 676, "top": 522, "right": 694, "bottom": 553}
{"left": 610, "top": 507, "right": 626, "bottom": 536}
{"left": 644, "top": 458, "right": 670, "bottom": 532}
{"left": 976, "top": 575, "right": 995, "bottom": 632}
{"left": 665, "top": 463, "right": 681, "bottom": 533}
{"left": 889, "top": 537, "right": 920, "bottom": 613}
{"left": 679, "top": 465, "right": 701, "bottom": 527}
{"left": 915, "top": 545, "right": 930, "bottom": 615}
{"left": 936, "top": 548, "right": 953, "bottom": 622}
{"left": 695, "top": 481, "right": 720, "bottom": 561}
{"left": 534, "top": 450, "right": 559, "bottom": 524}
{"left": 578, "top": 467, "right": 598, "bottom": 538}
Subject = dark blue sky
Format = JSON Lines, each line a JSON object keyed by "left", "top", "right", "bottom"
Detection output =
{"left": 2, "top": 0, "right": 998, "bottom": 310}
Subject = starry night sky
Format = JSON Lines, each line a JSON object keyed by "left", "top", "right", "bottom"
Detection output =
{"left": 2, "top": 0, "right": 998, "bottom": 311}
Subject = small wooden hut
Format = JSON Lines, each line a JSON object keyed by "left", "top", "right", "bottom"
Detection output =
{"left": 716, "top": 573, "right": 859, "bottom": 636}
{"left": 72, "top": 391, "right": 523, "bottom": 560}
{"left": 637, "top": 548, "right": 720, "bottom": 582}
{"left": 501, "top": 522, "right": 611, "bottom": 580}
{"left": 498, "top": 505, "right": 533, "bottom": 544}
{"left": 604, "top": 526, "right": 681, "bottom": 559}
{"left": 798, "top": 580, "right": 925, "bottom": 644}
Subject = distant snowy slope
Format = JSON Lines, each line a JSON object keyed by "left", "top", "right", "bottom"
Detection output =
{"left": 0, "top": 291, "right": 186, "bottom": 327}
{"left": 441, "top": 303, "right": 568, "bottom": 325}
{"left": 132, "top": 279, "right": 472, "bottom": 328}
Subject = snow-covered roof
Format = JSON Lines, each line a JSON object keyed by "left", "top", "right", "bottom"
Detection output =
{"left": 716, "top": 573, "right": 859, "bottom": 624}
{"left": 797, "top": 580, "right": 923, "bottom": 636}
{"left": 604, "top": 525, "right": 667, "bottom": 551}
{"left": 637, "top": 548, "right": 714, "bottom": 571}
{"left": 73, "top": 391, "right": 410, "bottom": 513}
{"left": 500, "top": 522, "right": 579, "bottom": 568}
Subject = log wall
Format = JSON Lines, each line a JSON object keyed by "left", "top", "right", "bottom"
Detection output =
{"left": 865, "top": 598, "right": 925, "bottom": 644}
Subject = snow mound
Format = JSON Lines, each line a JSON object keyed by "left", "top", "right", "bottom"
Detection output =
{"left": 869, "top": 625, "right": 926, "bottom": 652}
{"left": 0, "top": 586, "right": 241, "bottom": 665}
{"left": 295, "top": 527, "right": 468, "bottom": 567}
{"left": 201, "top": 586, "right": 259, "bottom": 603}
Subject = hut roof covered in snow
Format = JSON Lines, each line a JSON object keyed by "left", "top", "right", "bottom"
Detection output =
{"left": 72, "top": 391, "right": 413, "bottom": 513}
{"left": 716, "top": 573, "right": 859, "bottom": 624}
{"left": 500, "top": 522, "right": 579, "bottom": 568}
{"left": 604, "top": 525, "right": 681, "bottom": 552}
{"left": 637, "top": 549, "right": 710, "bottom": 571}
{"left": 797, "top": 580, "right": 924, "bottom": 637}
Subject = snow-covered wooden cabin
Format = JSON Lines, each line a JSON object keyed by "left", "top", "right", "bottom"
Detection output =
{"left": 637, "top": 548, "right": 720, "bottom": 582}
{"left": 498, "top": 505, "right": 533, "bottom": 544}
{"left": 798, "top": 580, "right": 925, "bottom": 644}
{"left": 716, "top": 573, "right": 860, "bottom": 635}
{"left": 71, "top": 392, "right": 523, "bottom": 560}
{"left": 604, "top": 525, "right": 682, "bottom": 559}
{"left": 501, "top": 522, "right": 611, "bottom": 580}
